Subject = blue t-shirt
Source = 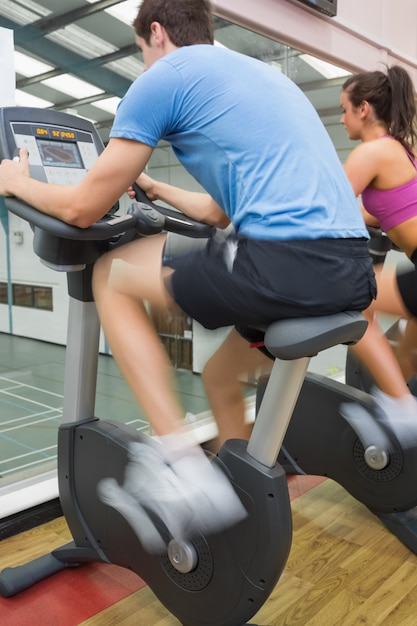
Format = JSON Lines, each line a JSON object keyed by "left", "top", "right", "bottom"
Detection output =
{"left": 111, "top": 45, "right": 367, "bottom": 241}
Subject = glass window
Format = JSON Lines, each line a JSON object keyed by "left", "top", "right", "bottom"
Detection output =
{"left": 34, "top": 287, "right": 53, "bottom": 311}
{"left": 13, "top": 284, "right": 34, "bottom": 307}
{"left": 0, "top": 282, "right": 8, "bottom": 304}
{"left": 5, "top": 284, "right": 54, "bottom": 310}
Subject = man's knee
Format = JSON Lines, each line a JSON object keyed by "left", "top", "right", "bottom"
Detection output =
{"left": 202, "top": 351, "right": 234, "bottom": 390}
{"left": 92, "top": 250, "right": 113, "bottom": 297}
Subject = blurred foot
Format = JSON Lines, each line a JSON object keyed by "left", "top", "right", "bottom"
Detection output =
{"left": 340, "top": 387, "right": 417, "bottom": 451}
{"left": 97, "top": 476, "right": 166, "bottom": 553}
{"left": 371, "top": 386, "right": 417, "bottom": 448}
{"left": 98, "top": 438, "right": 247, "bottom": 553}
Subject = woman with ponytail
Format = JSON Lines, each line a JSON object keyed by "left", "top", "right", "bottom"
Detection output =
{"left": 340, "top": 65, "right": 417, "bottom": 434}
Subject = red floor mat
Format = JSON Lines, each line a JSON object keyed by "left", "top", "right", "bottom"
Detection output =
{"left": 0, "top": 562, "right": 145, "bottom": 626}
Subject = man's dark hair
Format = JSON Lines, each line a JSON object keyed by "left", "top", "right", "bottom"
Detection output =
{"left": 133, "top": 0, "right": 214, "bottom": 46}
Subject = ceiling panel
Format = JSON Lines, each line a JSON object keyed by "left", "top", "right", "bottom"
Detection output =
{"left": 0, "top": 1, "right": 350, "bottom": 147}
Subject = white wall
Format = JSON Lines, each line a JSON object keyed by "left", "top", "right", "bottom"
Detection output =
{"left": 0, "top": 25, "right": 69, "bottom": 344}
{"left": 0, "top": 214, "right": 69, "bottom": 342}
{"left": 0, "top": 27, "right": 15, "bottom": 106}
{"left": 212, "top": 0, "right": 417, "bottom": 82}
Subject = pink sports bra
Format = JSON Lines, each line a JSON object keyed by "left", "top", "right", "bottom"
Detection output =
{"left": 361, "top": 135, "right": 417, "bottom": 232}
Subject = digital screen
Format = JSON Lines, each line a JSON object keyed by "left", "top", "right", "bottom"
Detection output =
{"left": 36, "top": 138, "right": 84, "bottom": 169}
{"left": 289, "top": 0, "right": 337, "bottom": 17}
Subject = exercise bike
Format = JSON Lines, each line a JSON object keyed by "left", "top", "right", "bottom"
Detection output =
{"left": 256, "top": 229, "right": 417, "bottom": 557}
{"left": 345, "top": 229, "right": 417, "bottom": 396}
{"left": 0, "top": 106, "right": 368, "bottom": 625}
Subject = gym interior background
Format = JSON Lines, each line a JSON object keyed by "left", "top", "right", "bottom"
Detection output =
{"left": 0, "top": 0, "right": 416, "bottom": 527}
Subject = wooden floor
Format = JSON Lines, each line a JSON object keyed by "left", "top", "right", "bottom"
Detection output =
{"left": 2, "top": 477, "right": 417, "bottom": 625}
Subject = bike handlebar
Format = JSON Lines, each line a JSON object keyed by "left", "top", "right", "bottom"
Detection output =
{"left": 5, "top": 186, "right": 215, "bottom": 242}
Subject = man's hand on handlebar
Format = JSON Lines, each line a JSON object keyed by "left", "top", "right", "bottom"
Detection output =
{"left": 128, "top": 172, "right": 157, "bottom": 201}
{"left": 129, "top": 173, "right": 230, "bottom": 229}
{"left": 0, "top": 147, "right": 31, "bottom": 197}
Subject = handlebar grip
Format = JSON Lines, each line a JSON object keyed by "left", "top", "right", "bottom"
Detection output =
{"left": 128, "top": 202, "right": 165, "bottom": 235}
{"left": 5, "top": 197, "right": 138, "bottom": 241}
{"left": 132, "top": 182, "right": 215, "bottom": 239}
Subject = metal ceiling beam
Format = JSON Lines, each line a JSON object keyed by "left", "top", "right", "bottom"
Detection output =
{"left": 95, "top": 117, "right": 115, "bottom": 130}
{"left": 11, "top": 0, "right": 127, "bottom": 41}
{"left": 16, "top": 43, "right": 139, "bottom": 89}
{"left": 0, "top": 16, "right": 132, "bottom": 98}
{"left": 50, "top": 92, "right": 116, "bottom": 111}
{"left": 297, "top": 76, "right": 348, "bottom": 92}
{"left": 316, "top": 106, "right": 342, "bottom": 118}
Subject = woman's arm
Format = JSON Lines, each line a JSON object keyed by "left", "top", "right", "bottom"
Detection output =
{"left": 344, "top": 142, "right": 382, "bottom": 229}
{"left": 360, "top": 203, "right": 380, "bottom": 228}
{"left": 344, "top": 142, "right": 380, "bottom": 197}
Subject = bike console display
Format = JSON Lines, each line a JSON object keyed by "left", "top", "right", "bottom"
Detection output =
{"left": 0, "top": 106, "right": 103, "bottom": 184}
{"left": 0, "top": 106, "right": 122, "bottom": 244}
{"left": 0, "top": 106, "right": 143, "bottom": 277}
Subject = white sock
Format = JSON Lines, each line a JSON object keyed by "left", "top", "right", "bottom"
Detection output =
{"left": 372, "top": 387, "right": 417, "bottom": 423}
{"left": 372, "top": 386, "right": 417, "bottom": 447}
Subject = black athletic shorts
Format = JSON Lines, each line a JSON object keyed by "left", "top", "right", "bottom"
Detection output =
{"left": 396, "top": 249, "right": 417, "bottom": 317}
{"left": 163, "top": 232, "right": 376, "bottom": 332}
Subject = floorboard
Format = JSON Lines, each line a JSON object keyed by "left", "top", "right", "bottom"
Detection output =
{"left": 2, "top": 477, "right": 417, "bottom": 625}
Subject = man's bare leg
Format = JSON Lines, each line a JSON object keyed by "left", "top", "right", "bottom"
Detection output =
{"left": 93, "top": 234, "right": 185, "bottom": 435}
{"left": 92, "top": 236, "right": 246, "bottom": 551}
{"left": 202, "top": 328, "right": 272, "bottom": 450}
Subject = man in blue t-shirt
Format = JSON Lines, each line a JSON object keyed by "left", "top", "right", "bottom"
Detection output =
{"left": 0, "top": 0, "right": 375, "bottom": 553}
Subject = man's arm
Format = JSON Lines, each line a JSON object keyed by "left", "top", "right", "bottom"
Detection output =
{"left": 134, "top": 172, "right": 230, "bottom": 228}
{"left": 0, "top": 138, "right": 153, "bottom": 228}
